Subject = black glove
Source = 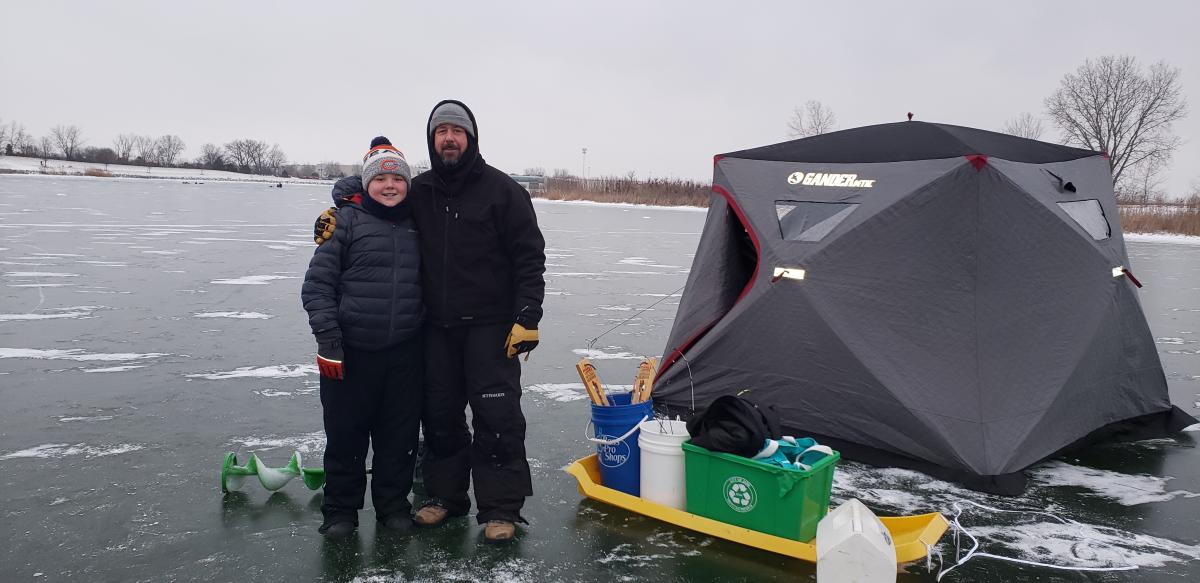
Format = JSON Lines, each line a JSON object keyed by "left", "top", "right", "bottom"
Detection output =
{"left": 315, "top": 330, "right": 344, "bottom": 379}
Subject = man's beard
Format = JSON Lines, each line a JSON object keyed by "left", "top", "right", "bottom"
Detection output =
{"left": 439, "top": 148, "right": 462, "bottom": 168}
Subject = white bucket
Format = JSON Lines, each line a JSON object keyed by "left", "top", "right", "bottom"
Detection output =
{"left": 638, "top": 419, "right": 690, "bottom": 510}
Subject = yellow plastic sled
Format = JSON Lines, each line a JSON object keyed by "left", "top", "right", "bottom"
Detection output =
{"left": 565, "top": 454, "right": 949, "bottom": 564}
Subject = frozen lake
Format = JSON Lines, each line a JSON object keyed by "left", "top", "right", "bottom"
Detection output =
{"left": 1, "top": 175, "right": 1198, "bottom": 582}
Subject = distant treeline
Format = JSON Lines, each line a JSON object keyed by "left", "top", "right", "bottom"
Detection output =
{"left": 540, "top": 174, "right": 711, "bottom": 207}
{"left": 1119, "top": 195, "right": 1200, "bottom": 236}
{"left": 0, "top": 118, "right": 319, "bottom": 177}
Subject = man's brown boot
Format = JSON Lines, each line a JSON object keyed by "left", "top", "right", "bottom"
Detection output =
{"left": 483, "top": 520, "right": 516, "bottom": 543}
{"left": 413, "top": 504, "right": 450, "bottom": 527}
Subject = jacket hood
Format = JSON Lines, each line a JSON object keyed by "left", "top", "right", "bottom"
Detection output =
{"left": 427, "top": 99, "right": 480, "bottom": 179}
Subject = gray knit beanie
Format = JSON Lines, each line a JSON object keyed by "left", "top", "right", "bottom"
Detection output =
{"left": 428, "top": 102, "right": 475, "bottom": 137}
{"left": 361, "top": 136, "right": 411, "bottom": 187}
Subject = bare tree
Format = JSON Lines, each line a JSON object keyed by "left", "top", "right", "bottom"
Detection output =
{"left": 9, "top": 124, "right": 34, "bottom": 155}
{"left": 38, "top": 135, "right": 54, "bottom": 158}
{"left": 523, "top": 167, "right": 545, "bottom": 176}
{"left": 787, "top": 100, "right": 837, "bottom": 138}
{"left": 0, "top": 118, "right": 8, "bottom": 152}
{"left": 133, "top": 134, "right": 157, "bottom": 163}
{"left": 50, "top": 125, "right": 85, "bottom": 159}
{"left": 1115, "top": 155, "right": 1169, "bottom": 204}
{"left": 112, "top": 134, "right": 137, "bottom": 161}
{"left": 265, "top": 144, "right": 288, "bottom": 175}
{"left": 198, "top": 143, "right": 225, "bottom": 169}
{"left": 1045, "top": 55, "right": 1188, "bottom": 184}
{"left": 1002, "top": 112, "right": 1044, "bottom": 140}
{"left": 224, "top": 138, "right": 272, "bottom": 173}
{"left": 154, "top": 135, "right": 186, "bottom": 166}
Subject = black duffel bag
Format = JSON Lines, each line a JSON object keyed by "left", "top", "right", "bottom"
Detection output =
{"left": 686, "top": 395, "right": 782, "bottom": 458}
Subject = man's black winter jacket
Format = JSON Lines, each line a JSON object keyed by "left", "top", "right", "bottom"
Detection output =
{"left": 408, "top": 157, "right": 546, "bottom": 328}
{"left": 411, "top": 99, "right": 546, "bottom": 328}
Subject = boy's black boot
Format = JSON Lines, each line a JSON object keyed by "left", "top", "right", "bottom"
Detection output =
{"left": 377, "top": 514, "right": 415, "bottom": 533}
{"left": 319, "top": 516, "right": 358, "bottom": 538}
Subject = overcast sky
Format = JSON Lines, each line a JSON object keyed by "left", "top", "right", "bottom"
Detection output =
{"left": 2, "top": 1, "right": 1197, "bottom": 194}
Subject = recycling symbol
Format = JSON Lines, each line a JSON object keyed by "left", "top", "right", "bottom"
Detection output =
{"left": 724, "top": 476, "right": 757, "bottom": 512}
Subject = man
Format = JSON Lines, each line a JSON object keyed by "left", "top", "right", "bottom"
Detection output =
{"left": 315, "top": 100, "right": 545, "bottom": 542}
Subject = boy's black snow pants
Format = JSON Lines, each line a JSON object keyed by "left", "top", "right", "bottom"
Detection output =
{"left": 420, "top": 322, "right": 532, "bottom": 524}
{"left": 320, "top": 336, "right": 423, "bottom": 523}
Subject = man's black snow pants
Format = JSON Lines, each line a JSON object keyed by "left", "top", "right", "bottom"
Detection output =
{"left": 319, "top": 336, "right": 423, "bottom": 523}
{"left": 420, "top": 322, "right": 532, "bottom": 524}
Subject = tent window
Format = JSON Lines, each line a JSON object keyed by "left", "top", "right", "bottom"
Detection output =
{"left": 776, "top": 201, "right": 859, "bottom": 242}
{"left": 1056, "top": 199, "right": 1110, "bottom": 240}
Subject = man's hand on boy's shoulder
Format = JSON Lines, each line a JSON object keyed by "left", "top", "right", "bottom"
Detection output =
{"left": 315, "top": 176, "right": 365, "bottom": 245}
{"left": 314, "top": 207, "right": 337, "bottom": 244}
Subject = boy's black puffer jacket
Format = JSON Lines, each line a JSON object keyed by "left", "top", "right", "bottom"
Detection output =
{"left": 302, "top": 201, "right": 423, "bottom": 349}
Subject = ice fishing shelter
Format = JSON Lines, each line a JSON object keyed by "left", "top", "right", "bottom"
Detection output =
{"left": 654, "top": 121, "right": 1196, "bottom": 494}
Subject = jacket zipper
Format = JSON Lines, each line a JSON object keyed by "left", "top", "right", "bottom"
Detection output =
{"left": 389, "top": 221, "right": 398, "bottom": 344}
{"left": 440, "top": 181, "right": 451, "bottom": 327}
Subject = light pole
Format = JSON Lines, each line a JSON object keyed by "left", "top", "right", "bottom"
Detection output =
{"left": 581, "top": 147, "right": 587, "bottom": 180}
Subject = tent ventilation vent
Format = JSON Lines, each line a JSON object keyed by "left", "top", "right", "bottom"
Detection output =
{"left": 1056, "top": 199, "right": 1110, "bottom": 240}
{"left": 776, "top": 201, "right": 860, "bottom": 242}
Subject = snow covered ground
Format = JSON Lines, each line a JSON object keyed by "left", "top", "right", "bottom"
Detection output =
{"left": 0, "top": 154, "right": 328, "bottom": 184}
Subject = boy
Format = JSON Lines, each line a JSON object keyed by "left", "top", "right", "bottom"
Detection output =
{"left": 301, "top": 136, "right": 423, "bottom": 538}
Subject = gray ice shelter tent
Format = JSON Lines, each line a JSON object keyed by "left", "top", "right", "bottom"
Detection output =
{"left": 654, "top": 121, "right": 1196, "bottom": 494}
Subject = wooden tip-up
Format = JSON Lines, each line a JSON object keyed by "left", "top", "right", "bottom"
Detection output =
{"left": 631, "top": 358, "right": 657, "bottom": 404}
{"left": 577, "top": 357, "right": 659, "bottom": 406}
{"left": 576, "top": 358, "right": 610, "bottom": 406}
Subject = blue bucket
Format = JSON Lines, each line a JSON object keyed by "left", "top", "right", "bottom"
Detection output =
{"left": 588, "top": 393, "right": 653, "bottom": 496}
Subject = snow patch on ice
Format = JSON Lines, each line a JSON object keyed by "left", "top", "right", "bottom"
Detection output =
{"left": 187, "top": 363, "right": 316, "bottom": 380}
{"left": 618, "top": 257, "right": 680, "bottom": 269}
{"left": 830, "top": 458, "right": 1200, "bottom": 571}
{"left": 0, "top": 348, "right": 167, "bottom": 362}
{"left": 3, "top": 271, "right": 79, "bottom": 277}
{"left": 964, "top": 517, "right": 1200, "bottom": 569}
{"left": 1126, "top": 233, "right": 1200, "bottom": 246}
{"left": 572, "top": 347, "right": 642, "bottom": 360}
{"left": 0, "top": 305, "right": 104, "bottom": 321}
{"left": 193, "top": 311, "right": 273, "bottom": 320}
{"left": 230, "top": 431, "right": 326, "bottom": 454}
{"left": 255, "top": 389, "right": 292, "bottom": 398}
{"left": 210, "top": 274, "right": 299, "bottom": 285}
{"left": 83, "top": 365, "right": 146, "bottom": 373}
{"left": 1028, "top": 461, "right": 1200, "bottom": 505}
{"left": 58, "top": 415, "right": 115, "bottom": 423}
{"left": 0, "top": 443, "right": 144, "bottom": 460}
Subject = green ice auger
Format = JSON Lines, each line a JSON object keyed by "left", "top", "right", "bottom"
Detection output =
{"left": 220, "top": 451, "right": 325, "bottom": 493}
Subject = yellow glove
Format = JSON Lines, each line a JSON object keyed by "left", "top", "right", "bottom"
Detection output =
{"left": 504, "top": 323, "right": 539, "bottom": 360}
{"left": 314, "top": 207, "right": 337, "bottom": 244}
